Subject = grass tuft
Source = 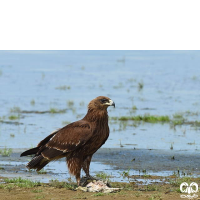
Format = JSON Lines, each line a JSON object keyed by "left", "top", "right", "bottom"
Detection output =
{"left": 0, "top": 147, "right": 12, "bottom": 157}
{"left": 4, "top": 177, "right": 41, "bottom": 188}
{"left": 8, "top": 115, "right": 20, "bottom": 120}
{"left": 111, "top": 114, "right": 170, "bottom": 123}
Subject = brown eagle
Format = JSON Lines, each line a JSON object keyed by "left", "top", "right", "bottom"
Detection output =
{"left": 20, "top": 96, "right": 115, "bottom": 185}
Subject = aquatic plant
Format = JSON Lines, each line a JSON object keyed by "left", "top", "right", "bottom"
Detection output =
{"left": 49, "top": 108, "right": 66, "bottom": 114}
{"left": 132, "top": 105, "right": 137, "bottom": 110}
{"left": 95, "top": 172, "right": 111, "bottom": 181}
{"left": 10, "top": 134, "right": 15, "bottom": 137}
{"left": 8, "top": 115, "right": 20, "bottom": 120}
{"left": 138, "top": 81, "right": 144, "bottom": 91}
{"left": 0, "top": 147, "right": 12, "bottom": 157}
{"left": 111, "top": 114, "right": 170, "bottom": 123}
{"left": 30, "top": 99, "right": 35, "bottom": 105}
{"left": 120, "top": 169, "right": 131, "bottom": 182}
{"left": 37, "top": 169, "right": 47, "bottom": 174}
{"left": 55, "top": 85, "right": 71, "bottom": 90}
{"left": 10, "top": 106, "right": 21, "bottom": 113}
{"left": 67, "top": 100, "right": 74, "bottom": 107}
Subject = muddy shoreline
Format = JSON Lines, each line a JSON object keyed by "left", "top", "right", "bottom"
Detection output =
{"left": 0, "top": 148, "right": 199, "bottom": 184}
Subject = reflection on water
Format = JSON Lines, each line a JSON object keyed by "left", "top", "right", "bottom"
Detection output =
{"left": 0, "top": 160, "right": 174, "bottom": 183}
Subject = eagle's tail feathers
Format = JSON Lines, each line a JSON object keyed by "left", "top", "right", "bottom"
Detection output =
{"left": 20, "top": 147, "right": 39, "bottom": 157}
{"left": 26, "top": 155, "right": 49, "bottom": 171}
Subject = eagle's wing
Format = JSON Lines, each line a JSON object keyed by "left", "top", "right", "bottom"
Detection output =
{"left": 38, "top": 120, "right": 93, "bottom": 160}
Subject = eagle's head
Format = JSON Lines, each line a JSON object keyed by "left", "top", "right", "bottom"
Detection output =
{"left": 88, "top": 96, "right": 115, "bottom": 110}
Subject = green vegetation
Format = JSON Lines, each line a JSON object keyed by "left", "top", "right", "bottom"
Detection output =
{"left": 138, "top": 81, "right": 144, "bottom": 90}
{"left": 93, "top": 192, "right": 105, "bottom": 196}
{"left": 148, "top": 193, "right": 162, "bottom": 200}
{"left": 30, "top": 99, "right": 35, "bottom": 105}
{"left": 8, "top": 115, "right": 20, "bottom": 120}
{"left": 95, "top": 172, "right": 111, "bottom": 181}
{"left": 49, "top": 179, "right": 76, "bottom": 190}
{"left": 55, "top": 85, "right": 71, "bottom": 90}
{"left": 35, "top": 195, "right": 45, "bottom": 199}
{"left": 32, "top": 189, "right": 43, "bottom": 193}
{"left": 10, "top": 133, "right": 15, "bottom": 137}
{"left": 0, "top": 147, "right": 12, "bottom": 157}
{"left": 111, "top": 114, "right": 170, "bottom": 123}
{"left": 37, "top": 169, "right": 47, "bottom": 174}
{"left": 10, "top": 106, "right": 21, "bottom": 113}
{"left": 120, "top": 169, "right": 131, "bottom": 182}
{"left": 132, "top": 105, "right": 137, "bottom": 110}
{"left": 110, "top": 112, "right": 200, "bottom": 128}
{"left": 4, "top": 177, "right": 41, "bottom": 188}
{"left": 49, "top": 108, "right": 66, "bottom": 114}
{"left": 67, "top": 100, "right": 74, "bottom": 107}
{"left": 169, "top": 176, "right": 193, "bottom": 187}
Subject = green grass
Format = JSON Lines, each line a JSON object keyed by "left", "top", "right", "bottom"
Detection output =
{"left": 111, "top": 114, "right": 170, "bottom": 123}
{"left": 32, "top": 189, "right": 43, "bottom": 193}
{"left": 169, "top": 176, "right": 193, "bottom": 187}
{"left": 4, "top": 177, "right": 41, "bottom": 188}
{"left": 49, "top": 108, "right": 66, "bottom": 114}
{"left": 132, "top": 106, "right": 137, "bottom": 110}
{"left": 55, "top": 85, "right": 71, "bottom": 90}
{"left": 0, "top": 147, "right": 12, "bottom": 157}
{"left": 95, "top": 172, "right": 111, "bottom": 181}
{"left": 37, "top": 169, "right": 47, "bottom": 174}
{"left": 49, "top": 179, "right": 76, "bottom": 190}
{"left": 138, "top": 81, "right": 144, "bottom": 90}
{"left": 67, "top": 100, "right": 74, "bottom": 107}
{"left": 30, "top": 99, "right": 35, "bottom": 105}
{"left": 93, "top": 192, "right": 105, "bottom": 196}
{"left": 10, "top": 106, "right": 21, "bottom": 113}
{"left": 8, "top": 115, "right": 20, "bottom": 120}
{"left": 35, "top": 195, "right": 45, "bottom": 199}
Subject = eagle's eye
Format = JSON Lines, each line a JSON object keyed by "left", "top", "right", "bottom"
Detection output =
{"left": 100, "top": 99, "right": 108, "bottom": 104}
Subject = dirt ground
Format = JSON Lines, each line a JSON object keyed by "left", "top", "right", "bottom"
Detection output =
{"left": 1, "top": 177, "right": 200, "bottom": 200}
{"left": 0, "top": 187, "right": 182, "bottom": 200}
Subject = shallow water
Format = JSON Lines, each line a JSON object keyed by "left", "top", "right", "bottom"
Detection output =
{"left": 0, "top": 159, "right": 176, "bottom": 184}
{"left": 1, "top": 51, "right": 200, "bottom": 181}
{"left": 1, "top": 50, "right": 200, "bottom": 150}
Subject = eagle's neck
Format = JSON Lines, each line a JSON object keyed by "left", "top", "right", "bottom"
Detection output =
{"left": 84, "top": 108, "right": 108, "bottom": 124}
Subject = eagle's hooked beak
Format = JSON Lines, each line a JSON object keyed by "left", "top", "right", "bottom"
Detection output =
{"left": 106, "top": 99, "right": 115, "bottom": 108}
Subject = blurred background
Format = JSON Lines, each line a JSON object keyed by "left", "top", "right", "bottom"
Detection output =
{"left": 0, "top": 50, "right": 200, "bottom": 151}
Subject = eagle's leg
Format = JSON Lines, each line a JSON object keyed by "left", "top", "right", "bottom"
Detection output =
{"left": 67, "top": 156, "right": 82, "bottom": 186}
{"left": 82, "top": 155, "right": 92, "bottom": 178}
{"left": 76, "top": 173, "right": 81, "bottom": 186}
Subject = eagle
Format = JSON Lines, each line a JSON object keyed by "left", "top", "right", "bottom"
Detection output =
{"left": 20, "top": 96, "right": 115, "bottom": 185}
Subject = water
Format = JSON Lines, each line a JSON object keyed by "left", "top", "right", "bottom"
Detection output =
{"left": 1, "top": 50, "right": 200, "bottom": 182}
{"left": 1, "top": 50, "right": 200, "bottom": 151}
{"left": 0, "top": 159, "right": 173, "bottom": 184}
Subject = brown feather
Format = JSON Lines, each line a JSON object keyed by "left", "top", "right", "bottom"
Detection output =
{"left": 21, "top": 96, "right": 114, "bottom": 185}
